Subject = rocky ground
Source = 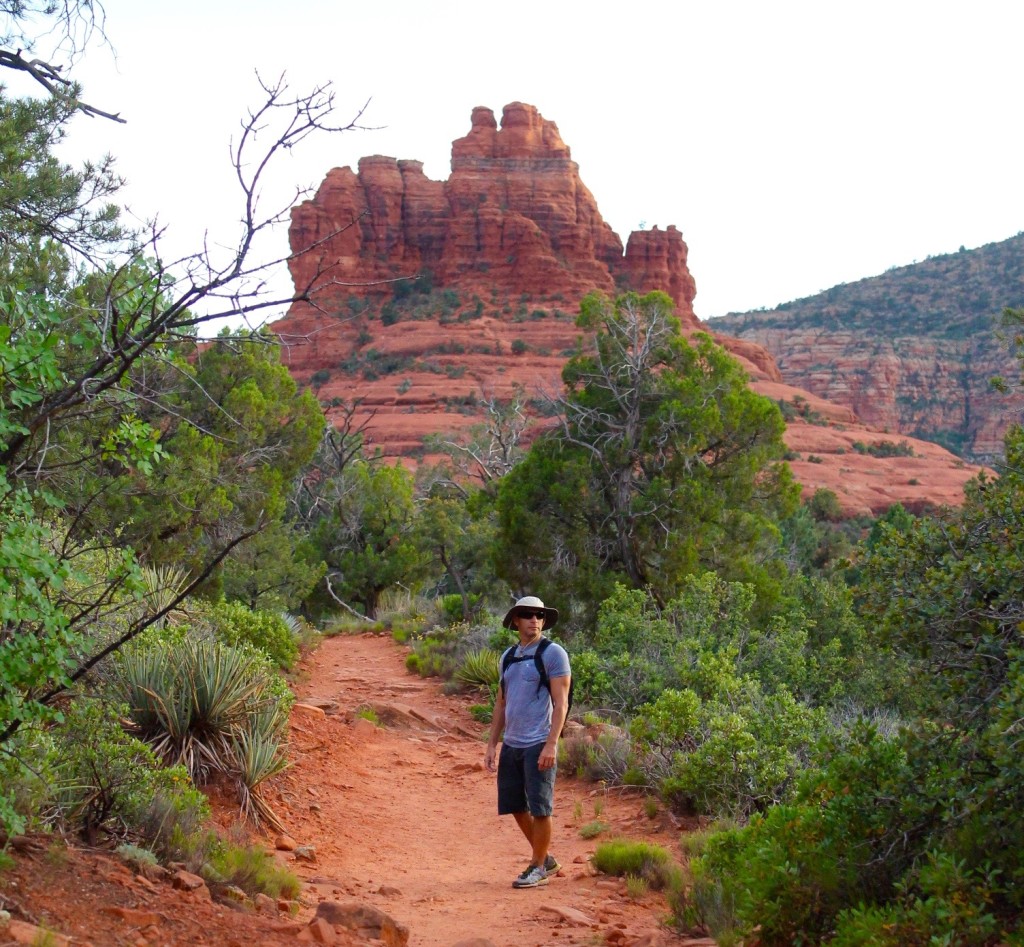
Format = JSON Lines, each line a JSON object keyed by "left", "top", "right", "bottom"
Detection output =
{"left": 0, "top": 632, "right": 711, "bottom": 947}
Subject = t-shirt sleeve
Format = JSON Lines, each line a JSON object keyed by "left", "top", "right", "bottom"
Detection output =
{"left": 543, "top": 642, "right": 571, "bottom": 680}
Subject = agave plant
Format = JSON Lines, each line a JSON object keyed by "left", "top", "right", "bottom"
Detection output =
{"left": 137, "top": 563, "right": 193, "bottom": 629}
{"left": 454, "top": 648, "right": 501, "bottom": 691}
{"left": 109, "top": 637, "right": 280, "bottom": 784}
{"left": 230, "top": 726, "right": 290, "bottom": 831}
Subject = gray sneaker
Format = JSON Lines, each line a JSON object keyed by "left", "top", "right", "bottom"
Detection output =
{"left": 543, "top": 854, "right": 561, "bottom": 876}
{"left": 512, "top": 863, "right": 548, "bottom": 888}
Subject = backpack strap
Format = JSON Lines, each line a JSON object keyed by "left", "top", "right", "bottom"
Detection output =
{"left": 534, "top": 638, "right": 552, "bottom": 696}
{"left": 500, "top": 638, "right": 551, "bottom": 699}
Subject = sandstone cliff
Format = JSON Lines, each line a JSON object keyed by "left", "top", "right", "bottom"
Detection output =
{"left": 286, "top": 102, "right": 697, "bottom": 327}
{"left": 272, "top": 103, "right": 986, "bottom": 516}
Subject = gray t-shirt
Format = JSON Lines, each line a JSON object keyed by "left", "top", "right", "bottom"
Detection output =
{"left": 500, "top": 639, "right": 571, "bottom": 749}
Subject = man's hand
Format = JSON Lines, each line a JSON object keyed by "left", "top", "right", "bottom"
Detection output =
{"left": 538, "top": 743, "right": 557, "bottom": 771}
{"left": 485, "top": 743, "right": 498, "bottom": 772}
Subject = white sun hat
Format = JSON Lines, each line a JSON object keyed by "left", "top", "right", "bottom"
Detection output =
{"left": 502, "top": 595, "right": 559, "bottom": 630}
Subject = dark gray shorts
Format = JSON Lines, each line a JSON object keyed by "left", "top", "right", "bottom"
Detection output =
{"left": 497, "top": 741, "right": 556, "bottom": 817}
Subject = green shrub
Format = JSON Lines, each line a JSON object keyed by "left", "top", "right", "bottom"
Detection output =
{"left": 47, "top": 697, "right": 209, "bottom": 847}
{"left": 694, "top": 725, "right": 916, "bottom": 945}
{"left": 579, "top": 820, "right": 609, "bottom": 839}
{"left": 593, "top": 839, "right": 674, "bottom": 889}
{"left": 630, "top": 680, "right": 823, "bottom": 819}
{"left": 403, "top": 620, "right": 502, "bottom": 683}
{"left": 116, "top": 843, "right": 159, "bottom": 871}
{"left": 204, "top": 838, "right": 301, "bottom": 899}
{"left": 206, "top": 601, "right": 298, "bottom": 669}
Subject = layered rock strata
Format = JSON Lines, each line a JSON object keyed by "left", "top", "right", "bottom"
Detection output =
{"left": 272, "top": 103, "right": 985, "bottom": 516}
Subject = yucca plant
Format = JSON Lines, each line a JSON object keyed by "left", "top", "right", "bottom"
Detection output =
{"left": 454, "top": 648, "right": 500, "bottom": 691}
{"left": 138, "top": 563, "right": 193, "bottom": 629}
{"left": 110, "top": 637, "right": 282, "bottom": 785}
{"left": 230, "top": 727, "right": 289, "bottom": 831}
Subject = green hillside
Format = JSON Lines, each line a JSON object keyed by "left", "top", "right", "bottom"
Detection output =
{"left": 711, "top": 233, "right": 1024, "bottom": 460}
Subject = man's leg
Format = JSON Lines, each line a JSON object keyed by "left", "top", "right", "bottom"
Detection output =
{"left": 512, "top": 810, "right": 535, "bottom": 846}
{"left": 523, "top": 742, "right": 556, "bottom": 868}
{"left": 529, "top": 814, "right": 551, "bottom": 867}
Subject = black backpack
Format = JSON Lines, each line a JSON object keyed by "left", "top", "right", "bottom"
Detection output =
{"left": 500, "top": 637, "right": 574, "bottom": 734}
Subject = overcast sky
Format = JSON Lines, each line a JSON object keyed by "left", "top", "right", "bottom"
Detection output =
{"left": 17, "top": 0, "right": 1024, "bottom": 324}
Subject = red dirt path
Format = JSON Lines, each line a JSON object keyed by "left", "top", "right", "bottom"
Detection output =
{"left": 0, "top": 632, "right": 700, "bottom": 947}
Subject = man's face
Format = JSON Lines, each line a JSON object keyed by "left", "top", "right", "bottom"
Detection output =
{"left": 514, "top": 608, "right": 546, "bottom": 639}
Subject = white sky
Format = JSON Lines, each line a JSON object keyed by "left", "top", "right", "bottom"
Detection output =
{"left": 14, "top": 0, "right": 1024, "bottom": 323}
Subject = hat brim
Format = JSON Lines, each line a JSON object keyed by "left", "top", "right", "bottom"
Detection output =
{"left": 502, "top": 605, "right": 559, "bottom": 630}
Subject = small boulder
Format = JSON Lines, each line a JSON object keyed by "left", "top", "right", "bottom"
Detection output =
{"left": 314, "top": 901, "right": 409, "bottom": 947}
{"left": 171, "top": 869, "right": 207, "bottom": 892}
{"left": 4, "top": 919, "right": 70, "bottom": 946}
{"left": 539, "top": 904, "right": 598, "bottom": 927}
{"left": 275, "top": 834, "right": 298, "bottom": 851}
{"left": 298, "top": 917, "right": 337, "bottom": 944}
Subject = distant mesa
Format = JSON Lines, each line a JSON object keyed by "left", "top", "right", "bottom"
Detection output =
{"left": 270, "top": 102, "right": 986, "bottom": 516}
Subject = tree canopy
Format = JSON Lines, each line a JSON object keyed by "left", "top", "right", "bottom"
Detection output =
{"left": 494, "top": 290, "right": 798, "bottom": 627}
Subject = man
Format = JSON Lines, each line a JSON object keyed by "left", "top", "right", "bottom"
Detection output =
{"left": 485, "top": 595, "right": 571, "bottom": 889}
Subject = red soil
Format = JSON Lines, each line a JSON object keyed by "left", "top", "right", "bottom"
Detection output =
{"left": 0, "top": 633, "right": 701, "bottom": 947}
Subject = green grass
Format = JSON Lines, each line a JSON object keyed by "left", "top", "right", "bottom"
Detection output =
{"left": 593, "top": 838, "right": 677, "bottom": 890}
{"left": 579, "top": 820, "right": 609, "bottom": 839}
{"left": 204, "top": 840, "right": 301, "bottom": 900}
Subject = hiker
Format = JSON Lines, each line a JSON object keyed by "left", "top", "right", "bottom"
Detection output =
{"left": 485, "top": 595, "right": 571, "bottom": 889}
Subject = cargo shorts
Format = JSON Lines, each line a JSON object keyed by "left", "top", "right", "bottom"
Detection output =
{"left": 497, "top": 741, "right": 556, "bottom": 817}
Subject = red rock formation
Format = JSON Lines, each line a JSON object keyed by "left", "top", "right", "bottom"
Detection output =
{"left": 285, "top": 102, "right": 700, "bottom": 327}
{"left": 272, "top": 102, "right": 985, "bottom": 515}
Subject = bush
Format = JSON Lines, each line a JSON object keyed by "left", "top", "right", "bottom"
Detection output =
{"left": 204, "top": 837, "right": 301, "bottom": 900}
{"left": 630, "top": 679, "right": 823, "bottom": 819}
{"left": 403, "top": 620, "right": 501, "bottom": 683}
{"left": 47, "top": 697, "right": 209, "bottom": 847}
{"left": 454, "top": 649, "right": 500, "bottom": 692}
{"left": 108, "top": 636, "right": 291, "bottom": 827}
{"left": 694, "top": 725, "right": 917, "bottom": 945}
{"left": 593, "top": 839, "right": 675, "bottom": 889}
{"left": 206, "top": 601, "right": 299, "bottom": 669}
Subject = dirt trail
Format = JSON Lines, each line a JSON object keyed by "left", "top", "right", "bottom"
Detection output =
{"left": 278, "top": 631, "right": 684, "bottom": 947}
{"left": 0, "top": 631, "right": 693, "bottom": 947}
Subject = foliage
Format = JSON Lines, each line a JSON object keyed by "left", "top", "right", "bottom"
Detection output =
{"left": 303, "top": 458, "right": 429, "bottom": 618}
{"left": 415, "top": 488, "right": 497, "bottom": 621}
{"left": 851, "top": 439, "right": 916, "bottom": 458}
{"left": 494, "top": 291, "right": 798, "bottom": 629}
{"left": 402, "top": 620, "right": 501, "bottom": 683}
{"left": 559, "top": 728, "right": 631, "bottom": 783}
{"left": 202, "top": 600, "right": 299, "bottom": 670}
{"left": 578, "top": 820, "right": 609, "bottom": 839}
{"left": 84, "top": 332, "right": 324, "bottom": 603}
{"left": 203, "top": 838, "right": 301, "bottom": 900}
{"left": 681, "top": 419, "right": 1024, "bottom": 940}
{"left": 576, "top": 574, "right": 870, "bottom": 716}
{"left": 453, "top": 648, "right": 500, "bottom": 691}
{"left": 630, "top": 675, "right": 823, "bottom": 820}
{"left": 46, "top": 697, "right": 209, "bottom": 846}
{"left": 107, "top": 635, "right": 291, "bottom": 801}
{"left": 0, "top": 9, "right": 360, "bottom": 778}
{"left": 592, "top": 838, "right": 675, "bottom": 889}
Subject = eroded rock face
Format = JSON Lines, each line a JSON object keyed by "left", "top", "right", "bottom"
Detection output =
{"left": 273, "top": 102, "right": 985, "bottom": 515}
{"left": 710, "top": 236, "right": 1024, "bottom": 464}
{"left": 285, "top": 102, "right": 699, "bottom": 326}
